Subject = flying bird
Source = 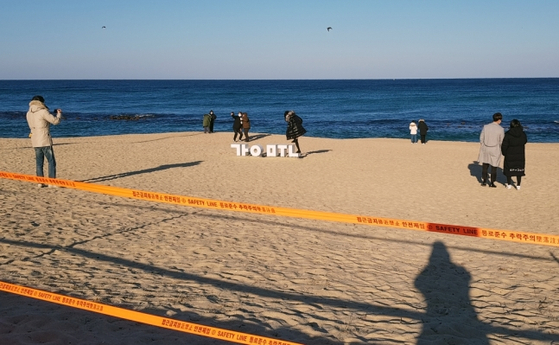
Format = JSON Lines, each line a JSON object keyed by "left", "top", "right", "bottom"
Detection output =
{"left": 102, "top": 26, "right": 106, "bottom": 29}
{"left": 327, "top": 27, "right": 332, "bottom": 31}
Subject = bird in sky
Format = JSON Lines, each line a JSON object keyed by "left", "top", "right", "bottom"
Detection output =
{"left": 327, "top": 27, "right": 332, "bottom": 31}
{"left": 102, "top": 26, "right": 106, "bottom": 29}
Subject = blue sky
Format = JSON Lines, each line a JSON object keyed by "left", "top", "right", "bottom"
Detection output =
{"left": 1, "top": 0, "right": 558, "bottom": 79}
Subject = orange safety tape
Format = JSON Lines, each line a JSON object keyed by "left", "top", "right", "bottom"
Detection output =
{"left": 2, "top": 170, "right": 559, "bottom": 247}
{"left": 0, "top": 280, "right": 303, "bottom": 345}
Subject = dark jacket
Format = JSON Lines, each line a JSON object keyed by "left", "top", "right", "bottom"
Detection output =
{"left": 241, "top": 113, "right": 250, "bottom": 129}
{"left": 418, "top": 120, "right": 429, "bottom": 135}
{"left": 202, "top": 114, "right": 211, "bottom": 127}
{"left": 501, "top": 126, "right": 527, "bottom": 176}
{"left": 286, "top": 113, "right": 306, "bottom": 140}
{"left": 232, "top": 114, "right": 241, "bottom": 131}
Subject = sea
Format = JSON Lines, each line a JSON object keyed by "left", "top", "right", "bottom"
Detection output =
{"left": 1, "top": 79, "right": 558, "bottom": 143}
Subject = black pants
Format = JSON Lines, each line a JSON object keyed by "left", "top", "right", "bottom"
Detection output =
{"left": 233, "top": 128, "right": 242, "bottom": 141}
{"left": 481, "top": 163, "right": 497, "bottom": 183}
{"left": 420, "top": 134, "right": 426, "bottom": 144}
{"left": 506, "top": 175, "right": 522, "bottom": 186}
{"left": 242, "top": 128, "right": 249, "bottom": 141}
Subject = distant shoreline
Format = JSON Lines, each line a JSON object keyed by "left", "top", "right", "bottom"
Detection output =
{"left": 2, "top": 77, "right": 559, "bottom": 81}
{"left": 4, "top": 131, "right": 559, "bottom": 146}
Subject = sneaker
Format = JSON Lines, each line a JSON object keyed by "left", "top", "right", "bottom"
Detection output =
{"left": 488, "top": 182, "right": 497, "bottom": 188}
{"left": 37, "top": 183, "right": 46, "bottom": 188}
{"left": 505, "top": 184, "right": 512, "bottom": 189}
{"left": 47, "top": 184, "right": 60, "bottom": 188}
{"left": 516, "top": 185, "right": 521, "bottom": 190}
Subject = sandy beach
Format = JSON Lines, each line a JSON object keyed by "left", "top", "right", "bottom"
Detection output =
{"left": 1, "top": 132, "right": 559, "bottom": 344}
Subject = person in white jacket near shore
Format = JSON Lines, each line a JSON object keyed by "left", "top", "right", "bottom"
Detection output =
{"left": 409, "top": 121, "right": 418, "bottom": 143}
{"left": 26, "top": 95, "right": 63, "bottom": 187}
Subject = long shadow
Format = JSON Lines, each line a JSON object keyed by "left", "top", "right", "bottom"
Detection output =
{"left": 79, "top": 161, "right": 202, "bottom": 183}
{"left": 133, "top": 132, "right": 203, "bottom": 143}
{"left": 243, "top": 133, "right": 271, "bottom": 141}
{"left": 305, "top": 149, "right": 331, "bottom": 156}
{"left": 468, "top": 161, "right": 483, "bottom": 183}
{"left": 2, "top": 234, "right": 559, "bottom": 343}
{"left": 108, "top": 201, "right": 555, "bottom": 263}
{"left": 0, "top": 291, "right": 323, "bottom": 345}
{"left": 415, "top": 241, "right": 490, "bottom": 344}
{"left": 468, "top": 161, "right": 506, "bottom": 186}
{"left": 0, "top": 236, "right": 407, "bottom": 345}
{"left": 0, "top": 237, "right": 423, "bottom": 323}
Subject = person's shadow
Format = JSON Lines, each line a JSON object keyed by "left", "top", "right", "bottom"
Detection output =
{"left": 79, "top": 161, "right": 202, "bottom": 183}
{"left": 468, "top": 161, "right": 483, "bottom": 183}
{"left": 414, "top": 241, "right": 490, "bottom": 344}
{"left": 468, "top": 161, "right": 506, "bottom": 185}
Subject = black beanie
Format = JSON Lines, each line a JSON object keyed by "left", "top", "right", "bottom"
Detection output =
{"left": 31, "top": 95, "right": 45, "bottom": 103}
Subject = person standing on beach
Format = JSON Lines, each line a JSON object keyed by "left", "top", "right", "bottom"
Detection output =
{"left": 202, "top": 112, "right": 211, "bottom": 133}
{"left": 409, "top": 121, "right": 418, "bottom": 144}
{"left": 285, "top": 110, "right": 306, "bottom": 154}
{"left": 26, "top": 95, "right": 63, "bottom": 188}
{"left": 240, "top": 112, "right": 250, "bottom": 142}
{"left": 478, "top": 112, "right": 504, "bottom": 187}
{"left": 231, "top": 111, "right": 242, "bottom": 141}
{"left": 501, "top": 119, "right": 527, "bottom": 190}
{"left": 209, "top": 110, "right": 217, "bottom": 133}
{"left": 418, "top": 119, "right": 429, "bottom": 144}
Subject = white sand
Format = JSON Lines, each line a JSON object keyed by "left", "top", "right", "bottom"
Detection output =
{"left": 1, "top": 132, "right": 559, "bottom": 344}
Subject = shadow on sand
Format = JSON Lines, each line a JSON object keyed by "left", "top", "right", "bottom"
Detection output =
{"left": 2, "top": 205, "right": 558, "bottom": 344}
{"left": 79, "top": 161, "right": 202, "bottom": 183}
{"left": 305, "top": 149, "right": 331, "bottom": 156}
{"left": 468, "top": 161, "right": 506, "bottom": 186}
{"left": 415, "top": 241, "right": 489, "bottom": 344}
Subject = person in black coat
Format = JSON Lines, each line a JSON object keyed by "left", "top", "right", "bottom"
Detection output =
{"left": 209, "top": 110, "right": 217, "bottom": 133}
{"left": 231, "top": 112, "right": 242, "bottom": 141}
{"left": 418, "top": 119, "right": 429, "bottom": 144}
{"left": 284, "top": 110, "right": 306, "bottom": 154}
{"left": 501, "top": 119, "right": 527, "bottom": 190}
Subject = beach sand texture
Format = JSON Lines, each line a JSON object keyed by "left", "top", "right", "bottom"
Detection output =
{"left": 1, "top": 132, "right": 559, "bottom": 344}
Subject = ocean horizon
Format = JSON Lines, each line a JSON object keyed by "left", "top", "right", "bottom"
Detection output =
{"left": 1, "top": 78, "right": 558, "bottom": 143}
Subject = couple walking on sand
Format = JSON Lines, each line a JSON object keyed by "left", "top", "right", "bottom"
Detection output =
{"left": 231, "top": 112, "right": 251, "bottom": 142}
{"left": 478, "top": 112, "right": 527, "bottom": 189}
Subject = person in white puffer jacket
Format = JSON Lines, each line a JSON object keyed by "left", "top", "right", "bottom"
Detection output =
{"left": 409, "top": 121, "right": 418, "bottom": 144}
{"left": 26, "top": 95, "right": 63, "bottom": 187}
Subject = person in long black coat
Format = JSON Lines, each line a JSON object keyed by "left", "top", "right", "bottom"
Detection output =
{"left": 501, "top": 119, "right": 527, "bottom": 190}
{"left": 209, "top": 110, "right": 217, "bottom": 133}
{"left": 231, "top": 112, "right": 242, "bottom": 141}
{"left": 284, "top": 110, "right": 306, "bottom": 153}
{"left": 418, "top": 119, "right": 429, "bottom": 144}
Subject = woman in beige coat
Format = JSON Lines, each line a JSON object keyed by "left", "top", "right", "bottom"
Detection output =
{"left": 26, "top": 95, "right": 62, "bottom": 186}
